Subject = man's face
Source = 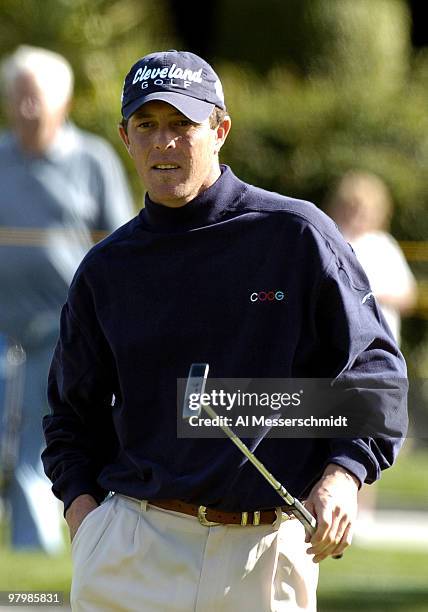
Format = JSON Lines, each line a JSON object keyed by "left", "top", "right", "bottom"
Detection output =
{"left": 6, "top": 72, "right": 67, "bottom": 154}
{"left": 119, "top": 100, "right": 230, "bottom": 208}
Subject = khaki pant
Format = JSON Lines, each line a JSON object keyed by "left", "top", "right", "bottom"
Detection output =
{"left": 71, "top": 494, "right": 318, "bottom": 611}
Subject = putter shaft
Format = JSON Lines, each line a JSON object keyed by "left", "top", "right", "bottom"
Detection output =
{"left": 201, "top": 402, "right": 317, "bottom": 535}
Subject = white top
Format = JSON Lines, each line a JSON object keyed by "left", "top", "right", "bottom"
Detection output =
{"left": 350, "top": 231, "right": 416, "bottom": 343}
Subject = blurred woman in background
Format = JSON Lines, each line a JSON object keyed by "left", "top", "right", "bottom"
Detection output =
{"left": 326, "top": 170, "right": 417, "bottom": 345}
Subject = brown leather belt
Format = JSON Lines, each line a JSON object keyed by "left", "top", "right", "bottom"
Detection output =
{"left": 147, "top": 498, "right": 285, "bottom": 526}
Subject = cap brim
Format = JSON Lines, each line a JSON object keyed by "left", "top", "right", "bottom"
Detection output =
{"left": 122, "top": 92, "right": 215, "bottom": 123}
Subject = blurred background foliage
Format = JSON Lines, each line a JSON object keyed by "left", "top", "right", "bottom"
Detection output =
{"left": 0, "top": 0, "right": 427, "bottom": 383}
{"left": 0, "top": 0, "right": 177, "bottom": 201}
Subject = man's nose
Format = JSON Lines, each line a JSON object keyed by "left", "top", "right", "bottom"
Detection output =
{"left": 17, "top": 96, "right": 42, "bottom": 120}
{"left": 153, "top": 128, "right": 178, "bottom": 150}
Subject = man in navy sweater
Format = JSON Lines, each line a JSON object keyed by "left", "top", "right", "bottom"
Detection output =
{"left": 42, "top": 50, "right": 407, "bottom": 611}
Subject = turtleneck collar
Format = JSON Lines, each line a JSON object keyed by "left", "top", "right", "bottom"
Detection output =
{"left": 139, "top": 165, "right": 248, "bottom": 233}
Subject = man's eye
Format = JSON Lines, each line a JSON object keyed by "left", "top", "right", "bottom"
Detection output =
{"left": 176, "top": 119, "right": 194, "bottom": 127}
{"left": 136, "top": 121, "right": 153, "bottom": 129}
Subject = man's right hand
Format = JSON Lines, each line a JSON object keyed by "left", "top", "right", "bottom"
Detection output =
{"left": 65, "top": 494, "right": 99, "bottom": 542}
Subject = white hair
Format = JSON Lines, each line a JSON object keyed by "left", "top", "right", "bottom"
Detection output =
{"left": 1, "top": 45, "right": 74, "bottom": 110}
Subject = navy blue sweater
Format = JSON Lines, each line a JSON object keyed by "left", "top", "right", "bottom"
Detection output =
{"left": 42, "top": 166, "right": 407, "bottom": 512}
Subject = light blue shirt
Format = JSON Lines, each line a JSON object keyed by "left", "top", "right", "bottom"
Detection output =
{"left": 0, "top": 122, "right": 134, "bottom": 345}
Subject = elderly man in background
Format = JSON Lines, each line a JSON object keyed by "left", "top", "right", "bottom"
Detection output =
{"left": 0, "top": 45, "right": 134, "bottom": 552}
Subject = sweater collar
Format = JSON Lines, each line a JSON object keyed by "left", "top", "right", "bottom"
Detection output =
{"left": 139, "top": 165, "right": 247, "bottom": 232}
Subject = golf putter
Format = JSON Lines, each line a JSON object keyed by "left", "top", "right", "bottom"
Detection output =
{"left": 182, "top": 363, "right": 317, "bottom": 535}
{"left": 182, "top": 364, "right": 343, "bottom": 559}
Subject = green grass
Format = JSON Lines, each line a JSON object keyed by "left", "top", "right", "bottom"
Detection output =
{"left": 376, "top": 445, "right": 428, "bottom": 509}
{"left": 0, "top": 547, "right": 72, "bottom": 594}
{"left": 319, "top": 588, "right": 428, "bottom": 612}
{"left": 0, "top": 544, "right": 427, "bottom": 611}
{"left": 319, "top": 446, "right": 428, "bottom": 612}
{"left": 318, "top": 546, "right": 428, "bottom": 611}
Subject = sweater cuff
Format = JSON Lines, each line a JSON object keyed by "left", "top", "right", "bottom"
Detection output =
{"left": 53, "top": 474, "right": 108, "bottom": 515}
{"left": 326, "top": 441, "right": 380, "bottom": 487}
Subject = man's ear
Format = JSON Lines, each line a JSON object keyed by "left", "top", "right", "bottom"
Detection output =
{"left": 214, "top": 115, "right": 231, "bottom": 154}
{"left": 118, "top": 123, "right": 132, "bottom": 156}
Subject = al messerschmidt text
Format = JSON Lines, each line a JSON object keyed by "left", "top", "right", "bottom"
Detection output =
{"left": 188, "top": 415, "right": 348, "bottom": 427}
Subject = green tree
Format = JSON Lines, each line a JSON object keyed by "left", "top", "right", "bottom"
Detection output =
{"left": 215, "top": 0, "right": 427, "bottom": 379}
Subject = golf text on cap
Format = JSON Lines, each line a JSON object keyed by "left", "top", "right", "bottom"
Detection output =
{"left": 121, "top": 51, "right": 226, "bottom": 122}
{"left": 250, "top": 290, "right": 285, "bottom": 302}
{"left": 132, "top": 64, "right": 203, "bottom": 91}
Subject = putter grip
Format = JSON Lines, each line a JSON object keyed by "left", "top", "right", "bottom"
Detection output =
{"left": 290, "top": 498, "right": 316, "bottom": 534}
{"left": 292, "top": 498, "right": 342, "bottom": 560}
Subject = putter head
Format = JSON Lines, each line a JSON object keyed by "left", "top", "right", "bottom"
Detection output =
{"left": 182, "top": 363, "right": 209, "bottom": 420}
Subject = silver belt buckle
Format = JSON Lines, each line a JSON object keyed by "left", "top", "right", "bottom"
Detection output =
{"left": 197, "top": 505, "right": 221, "bottom": 527}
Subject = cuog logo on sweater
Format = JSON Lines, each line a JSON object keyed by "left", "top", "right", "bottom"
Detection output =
{"left": 250, "top": 290, "right": 285, "bottom": 303}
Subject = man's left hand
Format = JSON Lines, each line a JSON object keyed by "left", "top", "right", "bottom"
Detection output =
{"left": 304, "top": 463, "right": 360, "bottom": 563}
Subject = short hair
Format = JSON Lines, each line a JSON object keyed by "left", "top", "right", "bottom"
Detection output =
{"left": 1, "top": 45, "right": 74, "bottom": 110}
{"left": 120, "top": 105, "right": 227, "bottom": 134}
{"left": 326, "top": 171, "right": 393, "bottom": 232}
{"left": 209, "top": 106, "right": 228, "bottom": 129}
